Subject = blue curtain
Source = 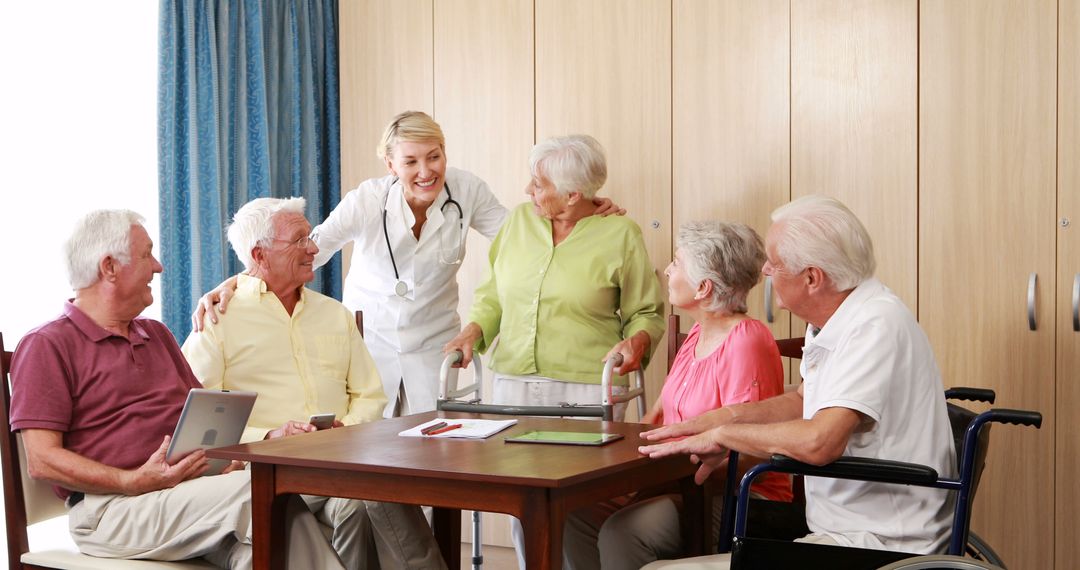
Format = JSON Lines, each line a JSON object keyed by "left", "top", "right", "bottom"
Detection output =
{"left": 158, "top": 0, "right": 341, "bottom": 340}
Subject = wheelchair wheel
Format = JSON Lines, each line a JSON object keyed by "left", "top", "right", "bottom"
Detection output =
{"left": 876, "top": 555, "right": 1003, "bottom": 569}
{"left": 964, "top": 531, "right": 1006, "bottom": 569}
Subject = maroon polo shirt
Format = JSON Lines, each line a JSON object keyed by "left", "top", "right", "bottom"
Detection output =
{"left": 9, "top": 301, "right": 200, "bottom": 499}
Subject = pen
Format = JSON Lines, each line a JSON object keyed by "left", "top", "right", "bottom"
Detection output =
{"left": 426, "top": 423, "right": 462, "bottom": 436}
{"left": 420, "top": 421, "right": 447, "bottom": 435}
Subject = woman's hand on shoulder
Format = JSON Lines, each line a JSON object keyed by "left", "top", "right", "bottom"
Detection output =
{"left": 592, "top": 197, "right": 626, "bottom": 217}
{"left": 190, "top": 275, "right": 240, "bottom": 332}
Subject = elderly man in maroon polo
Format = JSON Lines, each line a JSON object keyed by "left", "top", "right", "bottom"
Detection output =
{"left": 8, "top": 209, "right": 344, "bottom": 569}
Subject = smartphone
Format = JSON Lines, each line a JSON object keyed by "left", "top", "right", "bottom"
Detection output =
{"left": 308, "top": 413, "right": 336, "bottom": 430}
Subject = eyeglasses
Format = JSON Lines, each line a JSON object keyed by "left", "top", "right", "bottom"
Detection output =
{"left": 271, "top": 235, "right": 316, "bottom": 249}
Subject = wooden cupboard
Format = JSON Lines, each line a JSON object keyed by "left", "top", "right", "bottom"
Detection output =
{"left": 338, "top": 0, "right": 1075, "bottom": 566}
{"left": 920, "top": 1, "right": 1057, "bottom": 567}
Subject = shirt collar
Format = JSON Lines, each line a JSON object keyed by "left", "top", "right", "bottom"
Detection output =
{"left": 237, "top": 273, "right": 308, "bottom": 309}
{"left": 63, "top": 300, "right": 150, "bottom": 345}
{"left": 805, "top": 277, "right": 885, "bottom": 351}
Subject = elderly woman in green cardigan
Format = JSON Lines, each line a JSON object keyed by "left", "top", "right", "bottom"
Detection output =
{"left": 444, "top": 133, "right": 665, "bottom": 568}
{"left": 445, "top": 133, "right": 664, "bottom": 417}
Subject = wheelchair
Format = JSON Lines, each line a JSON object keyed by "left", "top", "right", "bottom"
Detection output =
{"left": 720, "top": 387, "right": 1041, "bottom": 569}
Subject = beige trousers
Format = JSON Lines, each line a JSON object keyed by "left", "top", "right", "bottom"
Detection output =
{"left": 68, "top": 470, "right": 343, "bottom": 569}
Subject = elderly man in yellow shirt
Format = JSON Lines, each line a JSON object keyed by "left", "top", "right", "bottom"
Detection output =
{"left": 182, "top": 197, "right": 446, "bottom": 570}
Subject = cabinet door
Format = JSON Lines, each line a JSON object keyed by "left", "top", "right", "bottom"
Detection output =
{"left": 791, "top": 0, "right": 917, "bottom": 310}
{"left": 339, "top": 0, "right": 434, "bottom": 275}
{"left": 920, "top": 1, "right": 1057, "bottom": 567}
{"left": 1058, "top": 0, "right": 1080, "bottom": 567}
{"left": 672, "top": 0, "right": 791, "bottom": 352}
{"left": 535, "top": 0, "right": 672, "bottom": 409}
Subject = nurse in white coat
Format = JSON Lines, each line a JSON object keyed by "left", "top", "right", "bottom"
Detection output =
{"left": 194, "top": 111, "right": 622, "bottom": 417}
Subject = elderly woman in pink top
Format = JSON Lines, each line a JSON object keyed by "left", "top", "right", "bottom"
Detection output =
{"left": 562, "top": 220, "right": 790, "bottom": 570}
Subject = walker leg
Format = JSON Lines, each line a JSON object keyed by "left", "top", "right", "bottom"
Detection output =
{"left": 471, "top": 510, "right": 484, "bottom": 569}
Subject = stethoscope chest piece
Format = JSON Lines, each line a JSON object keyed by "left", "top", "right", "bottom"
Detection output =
{"left": 394, "top": 280, "right": 409, "bottom": 297}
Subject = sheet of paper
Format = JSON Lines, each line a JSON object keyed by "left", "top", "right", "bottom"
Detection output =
{"left": 398, "top": 417, "right": 518, "bottom": 439}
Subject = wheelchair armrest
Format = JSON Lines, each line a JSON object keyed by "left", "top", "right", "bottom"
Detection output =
{"left": 767, "top": 454, "right": 939, "bottom": 486}
{"left": 944, "top": 387, "right": 996, "bottom": 404}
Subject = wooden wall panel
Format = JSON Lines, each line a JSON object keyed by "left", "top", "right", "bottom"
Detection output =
{"left": 434, "top": 0, "right": 534, "bottom": 549}
{"left": 920, "top": 1, "right": 1057, "bottom": 567}
{"left": 339, "top": 0, "right": 434, "bottom": 275}
{"left": 791, "top": 0, "right": 918, "bottom": 311}
{"left": 1058, "top": 0, "right": 1080, "bottom": 567}
{"left": 672, "top": 0, "right": 792, "bottom": 368}
{"left": 536, "top": 0, "right": 672, "bottom": 411}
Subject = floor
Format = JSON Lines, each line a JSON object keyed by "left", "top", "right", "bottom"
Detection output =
{"left": 460, "top": 544, "right": 518, "bottom": 569}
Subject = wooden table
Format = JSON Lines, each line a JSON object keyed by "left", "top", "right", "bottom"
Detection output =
{"left": 208, "top": 411, "right": 709, "bottom": 570}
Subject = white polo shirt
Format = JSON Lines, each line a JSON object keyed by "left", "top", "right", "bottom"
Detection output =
{"left": 800, "top": 278, "right": 955, "bottom": 554}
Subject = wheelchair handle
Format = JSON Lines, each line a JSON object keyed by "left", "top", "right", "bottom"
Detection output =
{"left": 984, "top": 408, "right": 1042, "bottom": 428}
{"left": 944, "top": 387, "right": 996, "bottom": 404}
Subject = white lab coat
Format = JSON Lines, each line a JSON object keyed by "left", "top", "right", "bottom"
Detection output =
{"left": 312, "top": 167, "right": 507, "bottom": 416}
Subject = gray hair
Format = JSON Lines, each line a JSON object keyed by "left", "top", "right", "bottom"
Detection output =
{"left": 64, "top": 209, "right": 146, "bottom": 290}
{"left": 529, "top": 134, "right": 607, "bottom": 199}
{"left": 677, "top": 221, "right": 765, "bottom": 314}
{"left": 770, "top": 195, "right": 875, "bottom": 291}
{"left": 227, "top": 197, "right": 307, "bottom": 271}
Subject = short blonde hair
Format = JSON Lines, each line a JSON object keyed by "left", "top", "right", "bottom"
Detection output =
{"left": 376, "top": 111, "right": 446, "bottom": 160}
{"left": 529, "top": 134, "right": 607, "bottom": 200}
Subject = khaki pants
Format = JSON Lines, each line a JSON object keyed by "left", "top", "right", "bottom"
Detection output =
{"left": 68, "top": 470, "right": 343, "bottom": 569}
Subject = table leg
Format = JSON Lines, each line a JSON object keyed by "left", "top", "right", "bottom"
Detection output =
{"left": 679, "top": 475, "right": 709, "bottom": 556}
{"left": 432, "top": 507, "right": 462, "bottom": 570}
{"left": 251, "top": 463, "right": 289, "bottom": 570}
{"left": 521, "top": 490, "right": 563, "bottom": 570}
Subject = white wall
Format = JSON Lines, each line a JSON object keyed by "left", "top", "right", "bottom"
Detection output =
{"left": 0, "top": 0, "right": 159, "bottom": 557}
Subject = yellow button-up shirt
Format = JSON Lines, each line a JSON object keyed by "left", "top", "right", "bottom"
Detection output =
{"left": 469, "top": 203, "right": 665, "bottom": 384}
{"left": 182, "top": 274, "right": 387, "bottom": 443}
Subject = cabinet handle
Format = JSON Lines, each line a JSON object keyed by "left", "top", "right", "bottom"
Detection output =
{"left": 1072, "top": 273, "right": 1079, "bottom": 332}
{"left": 765, "top": 276, "right": 774, "bottom": 323}
{"left": 1027, "top": 273, "right": 1037, "bottom": 331}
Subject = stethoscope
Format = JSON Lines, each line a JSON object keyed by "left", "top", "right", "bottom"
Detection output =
{"left": 382, "top": 179, "right": 464, "bottom": 297}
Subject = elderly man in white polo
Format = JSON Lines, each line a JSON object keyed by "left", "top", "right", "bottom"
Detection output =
{"left": 639, "top": 196, "right": 956, "bottom": 568}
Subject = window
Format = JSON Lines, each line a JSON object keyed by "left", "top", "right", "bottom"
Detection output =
{"left": 0, "top": 2, "right": 161, "bottom": 346}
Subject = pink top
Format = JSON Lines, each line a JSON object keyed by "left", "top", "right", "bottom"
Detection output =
{"left": 10, "top": 302, "right": 201, "bottom": 499}
{"left": 660, "top": 318, "right": 791, "bottom": 501}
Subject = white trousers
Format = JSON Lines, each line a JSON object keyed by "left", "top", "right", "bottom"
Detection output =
{"left": 639, "top": 533, "right": 841, "bottom": 569}
{"left": 492, "top": 374, "right": 628, "bottom": 570}
{"left": 68, "top": 470, "right": 343, "bottom": 569}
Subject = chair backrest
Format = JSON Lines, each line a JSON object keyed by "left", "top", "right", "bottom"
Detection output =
{"left": 1, "top": 333, "right": 72, "bottom": 569}
{"left": 355, "top": 310, "right": 364, "bottom": 337}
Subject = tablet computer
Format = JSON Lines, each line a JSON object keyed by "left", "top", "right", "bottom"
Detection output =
{"left": 165, "top": 389, "right": 258, "bottom": 475}
{"left": 504, "top": 430, "right": 624, "bottom": 446}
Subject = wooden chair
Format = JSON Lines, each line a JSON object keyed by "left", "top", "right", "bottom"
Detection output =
{"left": 0, "top": 332, "right": 215, "bottom": 569}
